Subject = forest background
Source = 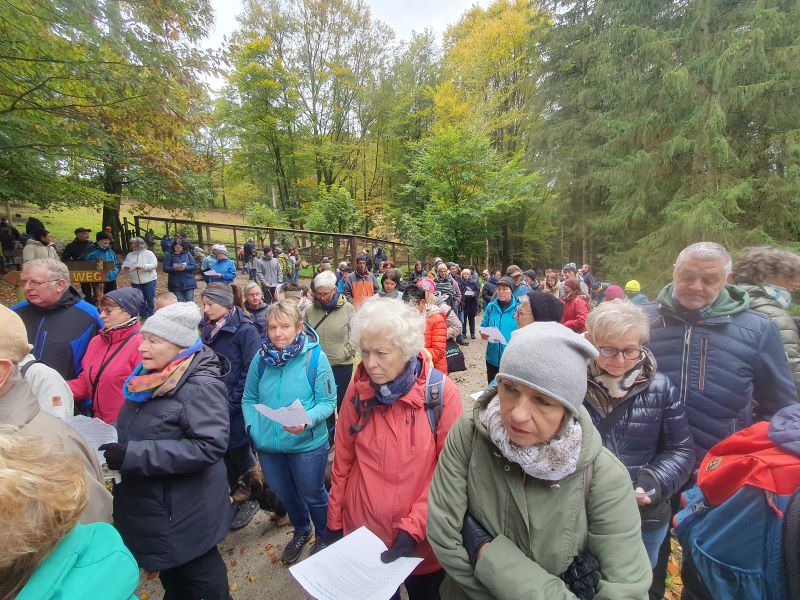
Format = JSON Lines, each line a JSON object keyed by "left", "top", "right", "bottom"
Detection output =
{"left": 2, "top": 0, "right": 799, "bottom": 289}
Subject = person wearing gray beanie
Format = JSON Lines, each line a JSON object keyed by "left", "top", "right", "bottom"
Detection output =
{"left": 497, "top": 321, "right": 598, "bottom": 417}
{"left": 201, "top": 282, "right": 235, "bottom": 308}
{"left": 427, "top": 322, "right": 652, "bottom": 600}
{"left": 141, "top": 301, "right": 201, "bottom": 348}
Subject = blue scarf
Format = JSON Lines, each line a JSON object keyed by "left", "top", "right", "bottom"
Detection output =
{"left": 369, "top": 356, "right": 420, "bottom": 405}
{"left": 123, "top": 339, "right": 204, "bottom": 403}
{"left": 321, "top": 291, "right": 340, "bottom": 311}
{"left": 262, "top": 331, "right": 307, "bottom": 368}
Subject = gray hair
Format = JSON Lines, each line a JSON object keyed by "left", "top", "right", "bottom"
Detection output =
{"left": 243, "top": 281, "right": 261, "bottom": 295}
{"left": 586, "top": 299, "right": 650, "bottom": 344}
{"left": 350, "top": 296, "right": 425, "bottom": 362}
{"left": 676, "top": 242, "right": 732, "bottom": 273}
{"left": 313, "top": 271, "right": 338, "bottom": 290}
{"left": 733, "top": 246, "right": 800, "bottom": 285}
{"left": 22, "top": 258, "right": 69, "bottom": 285}
{"left": 130, "top": 237, "right": 146, "bottom": 248}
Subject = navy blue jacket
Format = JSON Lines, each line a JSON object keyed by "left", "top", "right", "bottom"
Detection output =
{"left": 114, "top": 345, "right": 231, "bottom": 572}
{"left": 162, "top": 250, "right": 197, "bottom": 291}
{"left": 11, "top": 287, "right": 102, "bottom": 380}
{"left": 584, "top": 352, "right": 694, "bottom": 529}
{"left": 644, "top": 284, "right": 797, "bottom": 467}
{"left": 200, "top": 308, "right": 262, "bottom": 449}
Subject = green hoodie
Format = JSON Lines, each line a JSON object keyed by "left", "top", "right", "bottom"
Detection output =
{"left": 18, "top": 523, "right": 139, "bottom": 600}
{"left": 656, "top": 282, "right": 749, "bottom": 318}
{"left": 428, "top": 390, "right": 651, "bottom": 599}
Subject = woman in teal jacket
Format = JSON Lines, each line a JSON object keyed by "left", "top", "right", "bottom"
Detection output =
{"left": 208, "top": 245, "right": 237, "bottom": 284}
{"left": 242, "top": 299, "right": 336, "bottom": 565}
{"left": 480, "top": 276, "right": 520, "bottom": 384}
{"left": 85, "top": 231, "right": 121, "bottom": 294}
{"left": 3, "top": 426, "right": 138, "bottom": 600}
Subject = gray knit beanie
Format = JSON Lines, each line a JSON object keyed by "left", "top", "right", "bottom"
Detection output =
{"left": 201, "top": 283, "right": 234, "bottom": 308}
{"left": 496, "top": 322, "right": 598, "bottom": 416}
{"left": 142, "top": 301, "right": 201, "bottom": 348}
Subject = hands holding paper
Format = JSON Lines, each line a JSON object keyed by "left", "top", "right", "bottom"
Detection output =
{"left": 284, "top": 424, "right": 307, "bottom": 435}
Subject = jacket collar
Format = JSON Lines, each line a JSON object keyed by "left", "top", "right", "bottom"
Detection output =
{"left": 0, "top": 379, "right": 39, "bottom": 425}
{"left": 350, "top": 353, "right": 431, "bottom": 410}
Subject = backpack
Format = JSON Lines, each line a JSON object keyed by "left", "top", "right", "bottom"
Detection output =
{"left": 673, "top": 420, "right": 800, "bottom": 599}
{"left": 278, "top": 254, "right": 292, "bottom": 279}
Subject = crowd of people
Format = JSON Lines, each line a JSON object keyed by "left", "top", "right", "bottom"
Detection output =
{"left": 1, "top": 233, "right": 799, "bottom": 600}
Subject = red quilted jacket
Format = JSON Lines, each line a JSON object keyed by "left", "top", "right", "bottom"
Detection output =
{"left": 424, "top": 311, "right": 448, "bottom": 374}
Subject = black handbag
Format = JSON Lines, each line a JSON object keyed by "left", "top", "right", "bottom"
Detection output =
{"left": 445, "top": 338, "right": 466, "bottom": 373}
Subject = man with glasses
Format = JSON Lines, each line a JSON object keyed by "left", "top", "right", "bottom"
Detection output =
{"left": 9, "top": 258, "right": 102, "bottom": 381}
{"left": 643, "top": 242, "right": 797, "bottom": 599}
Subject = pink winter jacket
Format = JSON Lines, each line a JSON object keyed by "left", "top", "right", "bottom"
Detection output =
{"left": 67, "top": 323, "right": 143, "bottom": 423}
{"left": 327, "top": 356, "right": 463, "bottom": 574}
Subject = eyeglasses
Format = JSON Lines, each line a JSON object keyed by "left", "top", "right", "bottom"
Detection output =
{"left": 22, "top": 279, "right": 59, "bottom": 288}
{"left": 100, "top": 306, "right": 122, "bottom": 315}
{"left": 597, "top": 347, "right": 643, "bottom": 360}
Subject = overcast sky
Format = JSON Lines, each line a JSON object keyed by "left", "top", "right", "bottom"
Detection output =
{"left": 203, "top": 0, "right": 490, "bottom": 89}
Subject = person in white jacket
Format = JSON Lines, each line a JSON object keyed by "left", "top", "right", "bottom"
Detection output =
{"left": 122, "top": 237, "right": 157, "bottom": 317}
{"left": 18, "top": 353, "right": 74, "bottom": 419}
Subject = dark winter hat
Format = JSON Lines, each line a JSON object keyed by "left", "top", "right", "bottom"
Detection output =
{"left": 95, "top": 231, "right": 111, "bottom": 241}
{"left": 604, "top": 285, "right": 625, "bottom": 301}
{"left": 526, "top": 291, "right": 564, "bottom": 322}
{"left": 104, "top": 288, "right": 144, "bottom": 318}
{"left": 201, "top": 282, "right": 235, "bottom": 308}
{"left": 497, "top": 276, "right": 516, "bottom": 289}
{"left": 497, "top": 322, "right": 598, "bottom": 417}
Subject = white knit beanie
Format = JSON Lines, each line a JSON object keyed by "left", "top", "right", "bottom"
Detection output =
{"left": 142, "top": 302, "right": 201, "bottom": 348}
{"left": 496, "top": 322, "right": 598, "bottom": 416}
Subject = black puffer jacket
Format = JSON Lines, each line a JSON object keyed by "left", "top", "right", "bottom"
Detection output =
{"left": 584, "top": 350, "right": 694, "bottom": 529}
{"left": 113, "top": 345, "right": 232, "bottom": 572}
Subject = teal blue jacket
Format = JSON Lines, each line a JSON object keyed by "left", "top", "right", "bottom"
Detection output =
{"left": 85, "top": 244, "right": 120, "bottom": 281}
{"left": 480, "top": 295, "right": 521, "bottom": 367}
{"left": 18, "top": 523, "right": 139, "bottom": 600}
{"left": 242, "top": 326, "right": 336, "bottom": 453}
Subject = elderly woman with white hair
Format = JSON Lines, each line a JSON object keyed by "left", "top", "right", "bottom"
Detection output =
{"left": 584, "top": 300, "right": 694, "bottom": 569}
{"left": 323, "top": 296, "right": 463, "bottom": 600}
{"left": 122, "top": 236, "right": 158, "bottom": 317}
{"left": 305, "top": 270, "right": 356, "bottom": 442}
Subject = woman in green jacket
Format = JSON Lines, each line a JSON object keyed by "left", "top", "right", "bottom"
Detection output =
{"left": 428, "top": 322, "right": 651, "bottom": 599}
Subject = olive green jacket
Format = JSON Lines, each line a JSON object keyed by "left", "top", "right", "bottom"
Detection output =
{"left": 428, "top": 390, "right": 651, "bottom": 599}
{"left": 304, "top": 294, "right": 356, "bottom": 366}
{"left": 739, "top": 283, "right": 800, "bottom": 400}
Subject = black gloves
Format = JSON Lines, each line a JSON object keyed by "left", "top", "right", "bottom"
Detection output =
{"left": 461, "top": 513, "right": 494, "bottom": 565}
{"left": 98, "top": 443, "right": 127, "bottom": 471}
{"left": 322, "top": 528, "right": 344, "bottom": 547}
{"left": 560, "top": 551, "right": 601, "bottom": 600}
{"left": 380, "top": 530, "right": 417, "bottom": 563}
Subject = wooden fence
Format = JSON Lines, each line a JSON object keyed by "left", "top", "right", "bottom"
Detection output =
{"left": 126, "top": 215, "right": 419, "bottom": 271}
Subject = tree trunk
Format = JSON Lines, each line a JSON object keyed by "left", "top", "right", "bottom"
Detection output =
{"left": 102, "top": 162, "right": 124, "bottom": 251}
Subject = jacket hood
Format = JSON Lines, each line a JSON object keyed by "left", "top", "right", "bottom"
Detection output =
{"left": 472, "top": 387, "right": 602, "bottom": 474}
{"left": 55, "top": 286, "right": 85, "bottom": 309}
{"left": 99, "top": 321, "right": 141, "bottom": 344}
{"left": 737, "top": 283, "right": 785, "bottom": 310}
{"left": 656, "top": 282, "right": 749, "bottom": 317}
{"left": 177, "top": 344, "right": 224, "bottom": 384}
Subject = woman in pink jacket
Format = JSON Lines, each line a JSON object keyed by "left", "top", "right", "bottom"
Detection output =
{"left": 68, "top": 288, "right": 143, "bottom": 422}
{"left": 322, "top": 296, "right": 463, "bottom": 599}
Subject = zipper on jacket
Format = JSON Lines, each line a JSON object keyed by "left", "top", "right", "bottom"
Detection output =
{"left": 679, "top": 324, "right": 693, "bottom": 404}
{"left": 699, "top": 336, "right": 708, "bottom": 391}
{"left": 165, "top": 480, "right": 173, "bottom": 522}
{"left": 410, "top": 409, "right": 417, "bottom": 448}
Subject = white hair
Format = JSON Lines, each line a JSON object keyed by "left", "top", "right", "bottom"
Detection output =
{"left": 129, "top": 237, "right": 146, "bottom": 247}
{"left": 350, "top": 296, "right": 425, "bottom": 362}
{"left": 313, "top": 271, "right": 337, "bottom": 290}
{"left": 22, "top": 258, "right": 69, "bottom": 284}
{"left": 676, "top": 242, "right": 732, "bottom": 273}
{"left": 586, "top": 299, "right": 650, "bottom": 344}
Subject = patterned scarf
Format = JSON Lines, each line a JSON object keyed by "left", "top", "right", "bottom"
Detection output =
{"left": 124, "top": 339, "right": 204, "bottom": 403}
{"left": 201, "top": 307, "right": 236, "bottom": 344}
{"left": 369, "top": 356, "right": 419, "bottom": 406}
{"left": 588, "top": 356, "right": 646, "bottom": 401}
{"left": 261, "top": 331, "right": 307, "bottom": 368}
{"left": 481, "top": 396, "right": 582, "bottom": 481}
{"left": 673, "top": 294, "right": 717, "bottom": 322}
